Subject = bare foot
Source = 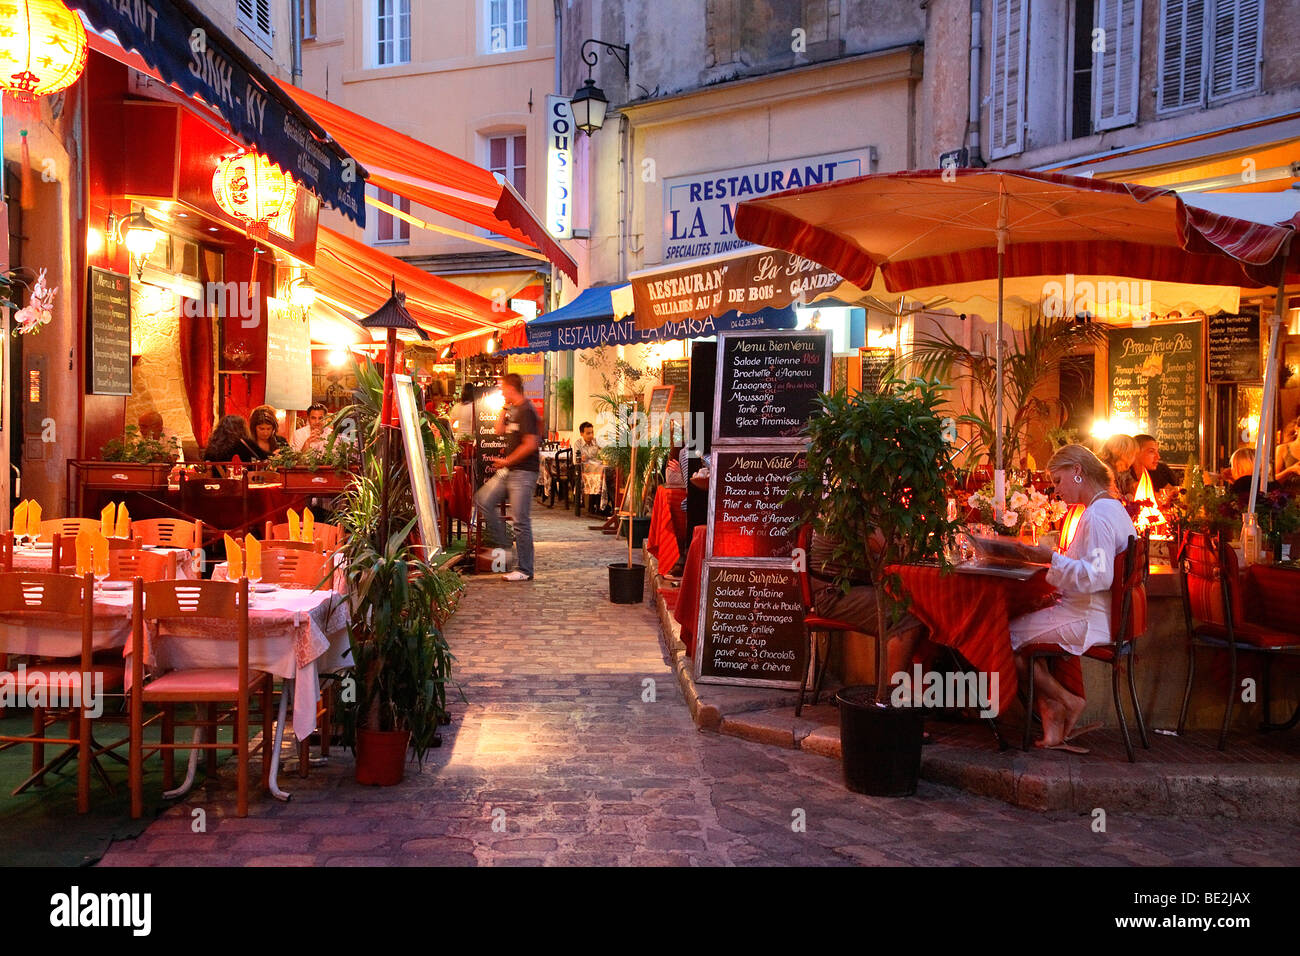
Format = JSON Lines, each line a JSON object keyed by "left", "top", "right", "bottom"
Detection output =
{"left": 1035, "top": 700, "right": 1067, "bottom": 748}
{"left": 1059, "top": 692, "right": 1087, "bottom": 742}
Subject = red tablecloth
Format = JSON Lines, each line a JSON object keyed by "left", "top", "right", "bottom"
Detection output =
{"left": 891, "top": 565, "right": 1084, "bottom": 716}
{"left": 672, "top": 526, "right": 708, "bottom": 657}
{"left": 436, "top": 466, "right": 473, "bottom": 523}
{"left": 647, "top": 486, "right": 687, "bottom": 572}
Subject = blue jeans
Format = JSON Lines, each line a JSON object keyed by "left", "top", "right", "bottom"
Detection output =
{"left": 474, "top": 468, "right": 536, "bottom": 576}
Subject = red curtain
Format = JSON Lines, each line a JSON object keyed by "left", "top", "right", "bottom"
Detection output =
{"left": 179, "top": 305, "right": 214, "bottom": 447}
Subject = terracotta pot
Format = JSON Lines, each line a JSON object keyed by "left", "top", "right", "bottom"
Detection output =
{"left": 354, "top": 728, "right": 411, "bottom": 786}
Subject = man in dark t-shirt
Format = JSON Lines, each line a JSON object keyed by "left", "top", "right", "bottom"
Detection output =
{"left": 474, "top": 373, "right": 541, "bottom": 580}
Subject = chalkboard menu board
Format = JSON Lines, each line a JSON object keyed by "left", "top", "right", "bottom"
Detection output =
{"left": 714, "top": 331, "right": 832, "bottom": 443}
{"left": 1206, "top": 307, "right": 1261, "bottom": 383}
{"left": 661, "top": 359, "right": 690, "bottom": 414}
{"left": 86, "top": 267, "right": 132, "bottom": 396}
{"left": 695, "top": 562, "right": 805, "bottom": 687}
{"left": 709, "top": 449, "right": 805, "bottom": 559}
{"left": 1107, "top": 319, "right": 1201, "bottom": 460}
{"left": 474, "top": 389, "right": 507, "bottom": 483}
{"left": 859, "top": 347, "right": 894, "bottom": 393}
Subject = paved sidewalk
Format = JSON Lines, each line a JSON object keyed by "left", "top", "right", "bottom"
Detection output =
{"left": 99, "top": 510, "right": 1300, "bottom": 866}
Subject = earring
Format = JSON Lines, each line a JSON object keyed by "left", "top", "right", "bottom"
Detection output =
{"left": 1073, "top": 474, "right": 1083, "bottom": 484}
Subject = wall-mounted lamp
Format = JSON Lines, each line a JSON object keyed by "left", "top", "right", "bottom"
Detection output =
{"left": 288, "top": 273, "right": 317, "bottom": 309}
{"left": 108, "top": 208, "right": 163, "bottom": 280}
{"left": 485, "top": 332, "right": 500, "bottom": 354}
{"left": 440, "top": 343, "right": 456, "bottom": 360}
{"left": 571, "top": 39, "right": 630, "bottom": 135}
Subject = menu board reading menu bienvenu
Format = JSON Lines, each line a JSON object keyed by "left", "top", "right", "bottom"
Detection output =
{"left": 1107, "top": 319, "right": 1202, "bottom": 461}
{"left": 1206, "top": 307, "right": 1261, "bottom": 383}
{"left": 709, "top": 449, "right": 806, "bottom": 559}
{"left": 696, "top": 563, "right": 805, "bottom": 687}
{"left": 715, "top": 332, "right": 830, "bottom": 442}
{"left": 86, "top": 267, "right": 132, "bottom": 396}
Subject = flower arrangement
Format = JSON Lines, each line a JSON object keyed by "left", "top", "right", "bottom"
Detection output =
{"left": 1254, "top": 488, "right": 1300, "bottom": 541}
{"left": 12, "top": 269, "right": 56, "bottom": 336}
{"left": 1168, "top": 462, "right": 1237, "bottom": 535}
{"left": 966, "top": 480, "right": 1067, "bottom": 537}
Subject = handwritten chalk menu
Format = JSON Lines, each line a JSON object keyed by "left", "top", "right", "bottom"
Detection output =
{"left": 646, "top": 384, "right": 674, "bottom": 433}
{"left": 1107, "top": 319, "right": 1202, "bottom": 460}
{"left": 859, "top": 347, "right": 894, "bottom": 393}
{"left": 715, "top": 331, "right": 831, "bottom": 443}
{"left": 264, "top": 299, "right": 312, "bottom": 409}
{"left": 661, "top": 359, "right": 690, "bottom": 414}
{"left": 696, "top": 563, "right": 805, "bottom": 687}
{"left": 474, "top": 389, "right": 507, "bottom": 481}
{"left": 86, "top": 267, "right": 132, "bottom": 396}
{"left": 1206, "top": 307, "right": 1261, "bottom": 383}
{"left": 709, "top": 450, "right": 806, "bottom": 559}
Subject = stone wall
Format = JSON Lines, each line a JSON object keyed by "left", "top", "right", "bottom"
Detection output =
{"left": 124, "top": 283, "right": 199, "bottom": 457}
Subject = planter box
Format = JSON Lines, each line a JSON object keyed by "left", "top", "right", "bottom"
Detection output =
{"left": 80, "top": 461, "right": 172, "bottom": 490}
{"left": 279, "top": 468, "right": 355, "bottom": 494}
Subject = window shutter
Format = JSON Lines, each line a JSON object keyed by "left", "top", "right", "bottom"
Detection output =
{"left": 1208, "top": 0, "right": 1263, "bottom": 101}
{"left": 988, "top": 0, "right": 1029, "bottom": 159}
{"left": 237, "top": 0, "right": 274, "bottom": 56}
{"left": 1157, "top": 0, "right": 1206, "bottom": 112}
{"left": 1093, "top": 0, "right": 1141, "bottom": 130}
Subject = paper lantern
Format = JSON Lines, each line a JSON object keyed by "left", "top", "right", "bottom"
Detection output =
{"left": 0, "top": 0, "right": 88, "bottom": 100}
{"left": 211, "top": 151, "right": 298, "bottom": 227}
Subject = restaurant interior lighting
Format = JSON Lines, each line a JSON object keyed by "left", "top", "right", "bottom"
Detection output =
{"left": 485, "top": 333, "right": 499, "bottom": 354}
{"left": 109, "top": 209, "right": 163, "bottom": 280}
{"left": 288, "top": 274, "right": 317, "bottom": 309}
{"left": 571, "top": 39, "right": 629, "bottom": 135}
{"left": 1090, "top": 417, "right": 1146, "bottom": 441}
{"left": 328, "top": 349, "right": 348, "bottom": 367}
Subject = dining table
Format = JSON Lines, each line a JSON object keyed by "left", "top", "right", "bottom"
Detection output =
{"left": 10, "top": 543, "right": 204, "bottom": 580}
{"left": 647, "top": 486, "right": 687, "bottom": 572}
{"left": 671, "top": 526, "right": 709, "bottom": 657}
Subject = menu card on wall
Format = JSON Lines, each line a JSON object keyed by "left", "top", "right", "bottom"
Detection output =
{"left": 661, "top": 359, "right": 690, "bottom": 414}
{"left": 1206, "top": 307, "right": 1261, "bottom": 383}
{"left": 859, "top": 347, "right": 894, "bottom": 393}
{"left": 1107, "top": 319, "right": 1202, "bottom": 460}
{"left": 715, "top": 331, "right": 829, "bottom": 442}
{"left": 696, "top": 563, "right": 805, "bottom": 687}
{"left": 86, "top": 267, "right": 132, "bottom": 396}
{"left": 709, "top": 449, "right": 806, "bottom": 559}
{"left": 264, "top": 298, "right": 312, "bottom": 410}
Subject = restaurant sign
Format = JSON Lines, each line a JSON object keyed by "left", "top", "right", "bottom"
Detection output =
{"left": 68, "top": 0, "right": 367, "bottom": 225}
{"left": 524, "top": 305, "right": 797, "bottom": 353}
{"left": 662, "top": 149, "right": 873, "bottom": 263}
{"left": 630, "top": 248, "right": 845, "bottom": 331}
{"left": 545, "top": 95, "right": 573, "bottom": 239}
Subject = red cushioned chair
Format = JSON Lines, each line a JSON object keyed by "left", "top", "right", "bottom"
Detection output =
{"left": 794, "top": 525, "right": 865, "bottom": 717}
{"left": 1177, "top": 530, "right": 1300, "bottom": 750}
{"left": 1021, "top": 534, "right": 1150, "bottom": 760}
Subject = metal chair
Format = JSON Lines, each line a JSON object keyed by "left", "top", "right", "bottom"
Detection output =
{"left": 1177, "top": 529, "right": 1300, "bottom": 750}
{"left": 793, "top": 525, "right": 863, "bottom": 717}
{"left": 1021, "top": 535, "right": 1151, "bottom": 760}
{"left": 546, "top": 448, "right": 575, "bottom": 508}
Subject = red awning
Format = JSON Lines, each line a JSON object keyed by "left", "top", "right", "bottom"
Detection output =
{"left": 734, "top": 169, "right": 1300, "bottom": 292}
{"left": 274, "top": 81, "right": 579, "bottom": 282}
{"left": 313, "top": 227, "right": 518, "bottom": 339}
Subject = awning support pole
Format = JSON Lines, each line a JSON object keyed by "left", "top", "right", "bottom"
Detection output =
{"left": 993, "top": 186, "right": 1008, "bottom": 516}
{"left": 1247, "top": 265, "right": 1289, "bottom": 517}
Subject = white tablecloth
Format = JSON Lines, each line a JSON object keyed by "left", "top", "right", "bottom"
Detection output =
{"left": 12, "top": 545, "right": 203, "bottom": 580}
{"left": 0, "top": 588, "right": 135, "bottom": 657}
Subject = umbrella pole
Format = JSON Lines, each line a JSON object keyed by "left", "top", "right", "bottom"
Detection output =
{"left": 993, "top": 232, "right": 1007, "bottom": 516}
{"left": 1247, "top": 270, "right": 1288, "bottom": 517}
{"left": 380, "top": 326, "right": 398, "bottom": 546}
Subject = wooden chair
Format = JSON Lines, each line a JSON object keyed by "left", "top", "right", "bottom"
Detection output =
{"left": 260, "top": 548, "right": 330, "bottom": 589}
{"left": 50, "top": 533, "right": 76, "bottom": 573}
{"left": 264, "top": 520, "right": 341, "bottom": 551}
{"left": 129, "top": 578, "right": 272, "bottom": 818}
{"left": 0, "top": 531, "right": 12, "bottom": 572}
{"left": 0, "top": 572, "right": 122, "bottom": 813}
{"left": 39, "top": 518, "right": 99, "bottom": 541}
{"left": 1177, "top": 530, "right": 1300, "bottom": 750}
{"left": 132, "top": 518, "right": 203, "bottom": 549}
{"left": 108, "top": 549, "right": 175, "bottom": 582}
{"left": 1021, "top": 535, "right": 1151, "bottom": 761}
{"left": 108, "top": 536, "right": 144, "bottom": 551}
{"left": 793, "top": 524, "right": 864, "bottom": 717}
{"left": 180, "top": 474, "right": 249, "bottom": 542}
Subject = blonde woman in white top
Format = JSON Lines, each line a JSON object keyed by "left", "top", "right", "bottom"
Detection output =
{"left": 1012, "top": 444, "right": 1137, "bottom": 752}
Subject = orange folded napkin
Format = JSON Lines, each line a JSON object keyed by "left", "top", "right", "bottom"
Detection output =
{"left": 244, "top": 534, "right": 261, "bottom": 581}
{"left": 100, "top": 502, "right": 116, "bottom": 539}
{"left": 287, "top": 509, "right": 300, "bottom": 542}
{"left": 303, "top": 507, "right": 315, "bottom": 544}
{"left": 115, "top": 502, "right": 131, "bottom": 539}
{"left": 75, "top": 530, "right": 92, "bottom": 576}
{"left": 28, "top": 501, "right": 42, "bottom": 537}
{"left": 12, "top": 501, "right": 28, "bottom": 539}
{"left": 92, "top": 531, "right": 109, "bottom": 577}
{"left": 224, "top": 534, "right": 243, "bottom": 579}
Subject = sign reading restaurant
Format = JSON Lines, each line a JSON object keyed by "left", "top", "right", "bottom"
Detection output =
{"left": 662, "top": 148, "right": 874, "bottom": 262}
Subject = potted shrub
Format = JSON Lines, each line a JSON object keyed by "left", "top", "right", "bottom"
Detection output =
{"left": 270, "top": 427, "right": 360, "bottom": 495}
{"left": 84, "top": 425, "right": 179, "bottom": 490}
{"left": 789, "top": 378, "right": 959, "bottom": 795}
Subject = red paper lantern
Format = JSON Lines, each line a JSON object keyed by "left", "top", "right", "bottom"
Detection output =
{"left": 0, "top": 0, "right": 88, "bottom": 100}
{"left": 211, "top": 151, "right": 298, "bottom": 227}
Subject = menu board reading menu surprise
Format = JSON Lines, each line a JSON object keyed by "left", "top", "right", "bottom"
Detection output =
{"left": 715, "top": 332, "right": 829, "bottom": 442}
{"left": 1107, "top": 319, "right": 1202, "bottom": 461}
{"left": 697, "top": 563, "right": 805, "bottom": 686}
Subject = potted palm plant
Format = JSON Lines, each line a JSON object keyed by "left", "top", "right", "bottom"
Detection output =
{"left": 789, "top": 378, "right": 959, "bottom": 795}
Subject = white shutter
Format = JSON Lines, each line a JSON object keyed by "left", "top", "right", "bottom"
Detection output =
{"left": 1208, "top": 0, "right": 1263, "bottom": 100}
{"left": 988, "top": 0, "right": 1029, "bottom": 159}
{"left": 237, "top": 0, "right": 274, "bottom": 56}
{"left": 1093, "top": 0, "right": 1142, "bottom": 130}
{"left": 1157, "top": 0, "right": 1207, "bottom": 112}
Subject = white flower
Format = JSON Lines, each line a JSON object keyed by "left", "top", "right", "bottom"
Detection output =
{"left": 999, "top": 510, "right": 1019, "bottom": 528}
{"left": 968, "top": 492, "right": 984, "bottom": 508}
{"left": 1010, "top": 491, "right": 1029, "bottom": 511}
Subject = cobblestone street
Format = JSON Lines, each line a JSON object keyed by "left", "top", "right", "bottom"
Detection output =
{"left": 100, "top": 511, "right": 1300, "bottom": 866}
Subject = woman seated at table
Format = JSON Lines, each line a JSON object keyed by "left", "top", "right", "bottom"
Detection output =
{"left": 1274, "top": 417, "right": 1300, "bottom": 487}
{"left": 1012, "top": 444, "right": 1137, "bottom": 751}
{"left": 203, "top": 414, "right": 259, "bottom": 464}
{"left": 1228, "top": 446, "right": 1257, "bottom": 505}
{"left": 1098, "top": 433, "right": 1139, "bottom": 501}
{"left": 246, "top": 405, "right": 288, "bottom": 461}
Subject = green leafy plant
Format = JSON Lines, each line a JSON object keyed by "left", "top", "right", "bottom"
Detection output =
{"left": 1169, "top": 460, "right": 1237, "bottom": 535}
{"left": 900, "top": 313, "right": 1105, "bottom": 470}
{"left": 555, "top": 377, "right": 574, "bottom": 416}
{"left": 595, "top": 396, "right": 670, "bottom": 516}
{"left": 101, "top": 425, "right": 180, "bottom": 463}
{"left": 788, "top": 379, "right": 960, "bottom": 704}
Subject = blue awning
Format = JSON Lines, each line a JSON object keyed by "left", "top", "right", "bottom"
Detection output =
{"left": 504, "top": 283, "right": 797, "bottom": 354}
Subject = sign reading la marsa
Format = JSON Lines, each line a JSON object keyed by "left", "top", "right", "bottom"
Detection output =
{"left": 661, "top": 149, "right": 873, "bottom": 262}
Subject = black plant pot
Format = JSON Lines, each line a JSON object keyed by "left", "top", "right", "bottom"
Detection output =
{"left": 608, "top": 562, "right": 646, "bottom": 604}
{"left": 836, "top": 684, "right": 924, "bottom": 797}
{"left": 617, "top": 515, "right": 652, "bottom": 548}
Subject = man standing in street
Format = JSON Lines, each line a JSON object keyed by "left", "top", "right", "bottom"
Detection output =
{"left": 474, "top": 373, "right": 540, "bottom": 581}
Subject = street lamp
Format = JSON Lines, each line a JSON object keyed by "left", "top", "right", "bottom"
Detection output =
{"left": 570, "top": 38, "right": 629, "bottom": 135}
